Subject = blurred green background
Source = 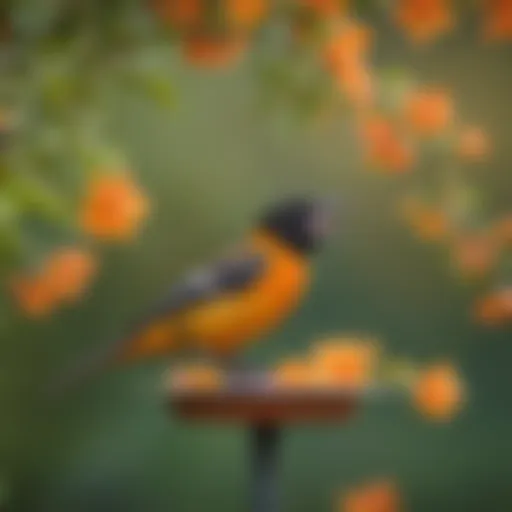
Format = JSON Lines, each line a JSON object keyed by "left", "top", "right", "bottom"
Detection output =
{"left": 1, "top": 8, "right": 512, "bottom": 512}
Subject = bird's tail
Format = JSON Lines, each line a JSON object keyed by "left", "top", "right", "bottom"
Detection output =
{"left": 45, "top": 342, "right": 122, "bottom": 403}
{"left": 46, "top": 320, "right": 181, "bottom": 402}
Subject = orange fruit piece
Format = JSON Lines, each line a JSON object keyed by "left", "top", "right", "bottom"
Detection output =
{"left": 413, "top": 363, "right": 464, "bottom": 421}
{"left": 170, "top": 364, "right": 225, "bottom": 391}
{"left": 273, "top": 358, "right": 312, "bottom": 389}
{"left": 311, "top": 338, "right": 379, "bottom": 389}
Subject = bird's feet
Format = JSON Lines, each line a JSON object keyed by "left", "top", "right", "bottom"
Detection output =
{"left": 218, "top": 356, "right": 267, "bottom": 391}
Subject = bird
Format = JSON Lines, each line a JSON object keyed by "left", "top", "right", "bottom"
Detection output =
{"left": 55, "top": 197, "right": 334, "bottom": 391}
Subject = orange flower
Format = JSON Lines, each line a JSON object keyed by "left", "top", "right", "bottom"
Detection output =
{"left": 484, "top": 0, "right": 512, "bottom": 41}
{"left": 9, "top": 247, "right": 97, "bottom": 317}
{"left": 152, "top": 0, "right": 203, "bottom": 29}
{"left": 10, "top": 275, "right": 58, "bottom": 318}
{"left": 396, "top": 0, "right": 454, "bottom": 43}
{"left": 494, "top": 215, "right": 512, "bottom": 244}
{"left": 474, "top": 288, "right": 512, "bottom": 325}
{"left": 44, "top": 248, "right": 97, "bottom": 302}
{"left": 336, "top": 62, "right": 375, "bottom": 109}
{"left": 81, "top": 172, "right": 148, "bottom": 241}
{"left": 324, "top": 22, "right": 372, "bottom": 72}
{"left": 403, "top": 199, "right": 450, "bottom": 242}
{"left": 341, "top": 480, "right": 401, "bottom": 512}
{"left": 182, "top": 35, "right": 247, "bottom": 68}
{"left": 273, "top": 359, "right": 312, "bottom": 388}
{"left": 404, "top": 88, "right": 454, "bottom": 136}
{"left": 360, "top": 116, "right": 414, "bottom": 173}
{"left": 412, "top": 211, "right": 449, "bottom": 241}
{"left": 458, "top": 126, "right": 491, "bottom": 161}
{"left": 323, "top": 22, "right": 374, "bottom": 109}
{"left": 311, "top": 338, "right": 379, "bottom": 389}
{"left": 451, "top": 233, "right": 499, "bottom": 278}
{"left": 413, "top": 363, "right": 464, "bottom": 421}
{"left": 302, "top": 0, "right": 347, "bottom": 16}
{"left": 226, "top": 0, "right": 268, "bottom": 28}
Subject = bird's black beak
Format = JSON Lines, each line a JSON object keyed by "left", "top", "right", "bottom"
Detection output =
{"left": 311, "top": 197, "right": 336, "bottom": 241}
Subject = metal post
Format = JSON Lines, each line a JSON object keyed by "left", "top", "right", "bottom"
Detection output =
{"left": 251, "top": 424, "right": 281, "bottom": 512}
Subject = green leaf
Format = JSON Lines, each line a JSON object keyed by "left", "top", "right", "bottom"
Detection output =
{"left": 0, "top": 193, "right": 19, "bottom": 226}
{"left": 0, "top": 219, "right": 22, "bottom": 269}
{"left": 7, "top": 174, "right": 72, "bottom": 227}
{"left": 125, "top": 73, "right": 177, "bottom": 110}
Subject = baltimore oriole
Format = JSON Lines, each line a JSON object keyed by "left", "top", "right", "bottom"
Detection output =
{"left": 57, "top": 197, "right": 333, "bottom": 389}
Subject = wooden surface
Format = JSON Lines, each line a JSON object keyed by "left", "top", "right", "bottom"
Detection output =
{"left": 170, "top": 387, "right": 361, "bottom": 425}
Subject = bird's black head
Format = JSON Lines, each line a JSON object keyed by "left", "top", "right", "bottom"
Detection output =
{"left": 259, "top": 197, "right": 334, "bottom": 255}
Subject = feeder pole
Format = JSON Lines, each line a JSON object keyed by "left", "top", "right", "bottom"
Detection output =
{"left": 251, "top": 424, "right": 281, "bottom": 512}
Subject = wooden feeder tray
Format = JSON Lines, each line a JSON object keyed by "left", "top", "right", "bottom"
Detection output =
{"left": 172, "top": 387, "right": 359, "bottom": 424}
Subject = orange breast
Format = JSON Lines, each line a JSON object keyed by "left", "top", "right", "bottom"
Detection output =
{"left": 182, "top": 232, "right": 309, "bottom": 356}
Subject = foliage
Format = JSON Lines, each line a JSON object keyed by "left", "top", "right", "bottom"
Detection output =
{"left": 0, "top": 0, "right": 511, "bottom": 324}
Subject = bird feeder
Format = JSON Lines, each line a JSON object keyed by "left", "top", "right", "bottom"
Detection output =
{"left": 171, "top": 377, "right": 361, "bottom": 512}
